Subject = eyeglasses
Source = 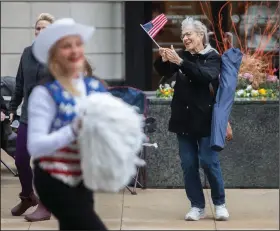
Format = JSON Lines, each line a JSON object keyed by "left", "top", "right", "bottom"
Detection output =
{"left": 180, "top": 32, "right": 194, "bottom": 40}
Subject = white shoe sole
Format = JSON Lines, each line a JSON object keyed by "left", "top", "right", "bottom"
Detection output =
{"left": 215, "top": 215, "right": 229, "bottom": 221}
{"left": 185, "top": 214, "right": 205, "bottom": 221}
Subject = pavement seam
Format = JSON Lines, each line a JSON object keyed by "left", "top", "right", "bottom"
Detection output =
{"left": 205, "top": 188, "right": 218, "bottom": 230}
{"left": 27, "top": 222, "right": 32, "bottom": 230}
{"left": 120, "top": 189, "right": 125, "bottom": 230}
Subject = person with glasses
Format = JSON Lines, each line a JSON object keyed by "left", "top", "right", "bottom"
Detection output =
{"left": 154, "top": 17, "right": 229, "bottom": 221}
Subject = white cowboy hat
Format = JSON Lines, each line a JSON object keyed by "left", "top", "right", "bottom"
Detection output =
{"left": 32, "top": 18, "right": 95, "bottom": 64}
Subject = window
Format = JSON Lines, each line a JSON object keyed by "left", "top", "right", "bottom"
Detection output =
{"left": 227, "top": 1, "right": 279, "bottom": 77}
{"left": 151, "top": 1, "right": 279, "bottom": 90}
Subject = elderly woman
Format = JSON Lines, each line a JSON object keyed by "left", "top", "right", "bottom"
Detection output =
{"left": 8, "top": 13, "right": 54, "bottom": 222}
{"left": 154, "top": 17, "right": 229, "bottom": 221}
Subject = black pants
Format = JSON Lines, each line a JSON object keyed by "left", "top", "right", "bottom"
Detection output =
{"left": 34, "top": 164, "right": 107, "bottom": 230}
{"left": 1, "top": 120, "right": 8, "bottom": 152}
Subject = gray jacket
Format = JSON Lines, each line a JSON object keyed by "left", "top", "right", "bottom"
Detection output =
{"left": 8, "top": 46, "right": 47, "bottom": 124}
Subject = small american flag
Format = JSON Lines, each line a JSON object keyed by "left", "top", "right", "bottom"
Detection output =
{"left": 141, "top": 13, "right": 168, "bottom": 38}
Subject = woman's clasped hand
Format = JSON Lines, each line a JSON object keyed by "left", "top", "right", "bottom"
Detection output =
{"left": 158, "top": 45, "right": 183, "bottom": 65}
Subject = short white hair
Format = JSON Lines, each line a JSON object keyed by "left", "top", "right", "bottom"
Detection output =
{"left": 181, "top": 17, "right": 209, "bottom": 45}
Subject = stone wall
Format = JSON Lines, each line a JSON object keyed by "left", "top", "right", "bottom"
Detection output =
{"left": 145, "top": 98, "right": 279, "bottom": 188}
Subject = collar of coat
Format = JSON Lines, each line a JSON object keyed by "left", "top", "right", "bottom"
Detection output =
{"left": 189, "top": 44, "right": 219, "bottom": 55}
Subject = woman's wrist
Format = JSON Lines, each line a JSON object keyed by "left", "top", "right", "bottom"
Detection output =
{"left": 176, "top": 58, "right": 183, "bottom": 66}
{"left": 162, "top": 56, "right": 168, "bottom": 62}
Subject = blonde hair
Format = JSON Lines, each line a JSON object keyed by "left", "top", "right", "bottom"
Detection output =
{"left": 35, "top": 13, "right": 55, "bottom": 26}
{"left": 48, "top": 44, "right": 83, "bottom": 96}
{"left": 84, "top": 59, "right": 94, "bottom": 77}
{"left": 84, "top": 59, "right": 108, "bottom": 88}
{"left": 181, "top": 17, "right": 209, "bottom": 45}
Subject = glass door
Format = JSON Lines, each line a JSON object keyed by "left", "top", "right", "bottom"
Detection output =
{"left": 151, "top": 1, "right": 214, "bottom": 89}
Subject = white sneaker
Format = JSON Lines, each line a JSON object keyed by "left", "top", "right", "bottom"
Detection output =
{"left": 185, "top": 207, "right": 205, "bottom": 221}
{"left": 215, "top": 204, "right": 229, "bottom": 221}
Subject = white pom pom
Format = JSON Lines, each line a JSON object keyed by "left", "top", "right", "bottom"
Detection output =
{"left": 78, "top": 92, "right": 146, "bottom": 192}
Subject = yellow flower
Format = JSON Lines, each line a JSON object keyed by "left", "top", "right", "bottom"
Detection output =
{"left": 258, "top": 89, "right": 266, "bottom": 95}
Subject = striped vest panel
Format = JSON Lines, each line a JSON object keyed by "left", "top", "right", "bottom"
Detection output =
{"left": 38, "top": 77, "right": 107, "bottom": 186}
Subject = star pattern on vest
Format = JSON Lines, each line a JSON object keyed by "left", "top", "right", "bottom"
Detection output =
{"left": 73, "top": 105, "right": 80, "bottom": 114}
{"left": 46, "top": 78, "right": 106, "bottom": 133}
{"left": 50, "top": 84, "right": 59, "bottom": 91}
{"left": 89, "top": 80, "right": 99, "bottom": 90}
{"left": 59, "top": 103, "right": 75, "bottom": 116}
{"left": 53, "top": 118, "right": 63, "bottom": 128}
{"left": 62, "top": 91, "right": 71, "bottom": 99}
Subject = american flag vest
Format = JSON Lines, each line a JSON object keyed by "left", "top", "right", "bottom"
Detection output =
{"left": 38, "top": 77, "right": 107, "bottom": 186}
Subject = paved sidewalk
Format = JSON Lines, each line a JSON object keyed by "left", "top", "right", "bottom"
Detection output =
{"left": 1, "top": 151, "right": 279, "bottom": 230}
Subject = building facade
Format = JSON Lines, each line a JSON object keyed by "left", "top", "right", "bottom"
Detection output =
{"left": 1, "top": 1, "right": 125, "bottom": 81}
{"left": 125, "top": 1, "right": 279, "bottom": 90}
{"left": 1, "top": 1, "right": 278, "bottom": 91}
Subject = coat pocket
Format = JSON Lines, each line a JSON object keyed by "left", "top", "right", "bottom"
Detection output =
{"left": 189, "top": 104, "right": 212, "bottom": 131}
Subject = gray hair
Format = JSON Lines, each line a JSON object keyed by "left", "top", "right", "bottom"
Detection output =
{"left": 181, "top": 17, "right": 209, "bottom": 45}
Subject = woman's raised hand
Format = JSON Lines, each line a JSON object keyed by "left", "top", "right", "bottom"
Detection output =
{"left": 159, "top": 47, "right": 168, "bottom": 62}
{"left": 165, "top": 45, "right": 182, "bottom": 65}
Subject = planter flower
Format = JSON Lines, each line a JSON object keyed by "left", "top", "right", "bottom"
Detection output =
{"left": 251, "top": 90, "right": 259, "bottom": 97}
{"left": 236, "top": 56, "right": 279, "bottom": 99}
{"left": 267, "top": 75, "right": 278, "bottom": 82}
{"left": 156, "top": 83, "right": 174, "bottom": 99}
{"left": 156, "top": 69, "right": 278, "bottom": 100}
{"left": 258, "top": 88, "right": 266, "bottom": 96}
{"left": 235, "top": 83, "right": 279, "bottom": 99}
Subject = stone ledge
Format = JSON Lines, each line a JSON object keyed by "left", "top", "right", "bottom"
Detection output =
{"left": 146, "top": 101, "right": 279, "bottom": 188}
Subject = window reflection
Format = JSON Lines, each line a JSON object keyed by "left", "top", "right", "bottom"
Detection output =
{"left": 151, "top": 1, "right": 279, "bottom": 90}
{"left": 232, "top": 2, "right": 279, "bottom": 51}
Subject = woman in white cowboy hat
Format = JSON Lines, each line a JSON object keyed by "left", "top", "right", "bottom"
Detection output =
{"left": 27, "top": 18, "right": 108, "bottom": 230}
